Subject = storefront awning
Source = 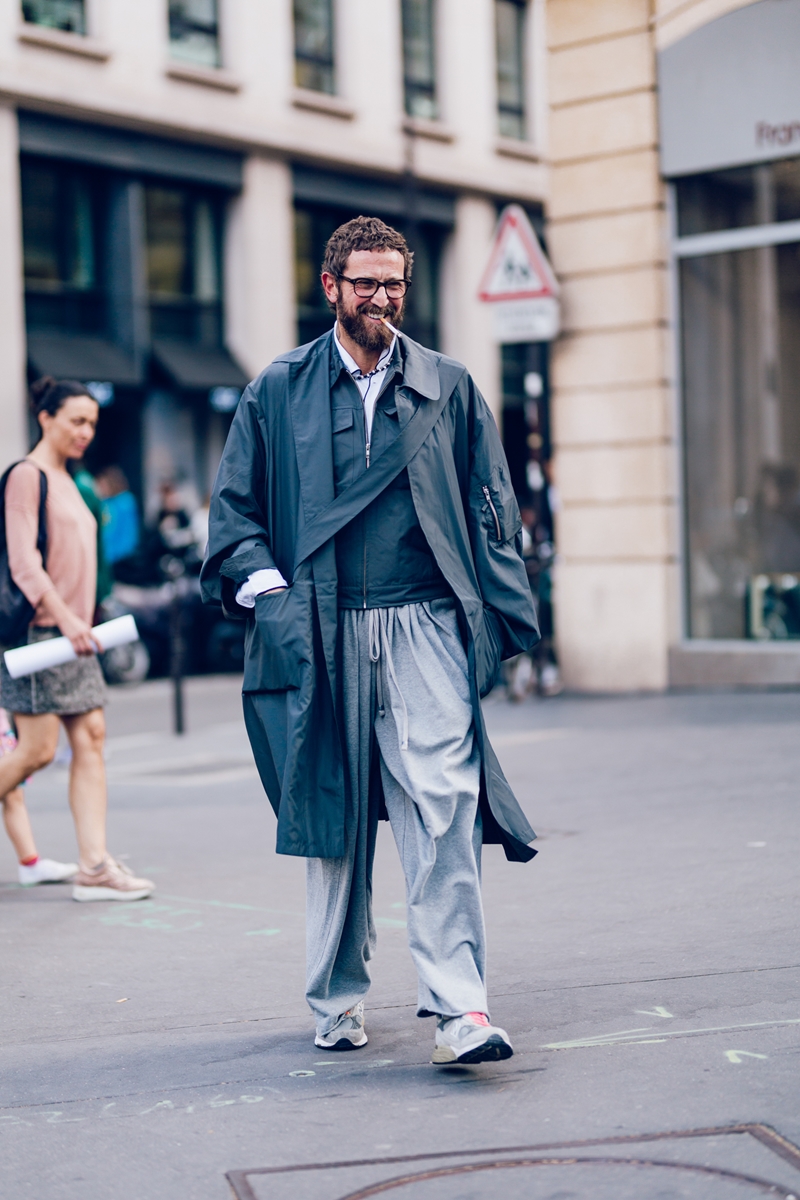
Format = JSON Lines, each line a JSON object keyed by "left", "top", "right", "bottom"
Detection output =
{"left": 152, "top": 339, "right": 249, "bottom": 390}
{"left": 26, "top": 331, "right": 142, "bottom": 387}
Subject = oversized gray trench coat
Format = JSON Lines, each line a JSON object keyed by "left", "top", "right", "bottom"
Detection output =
{"left": 201, "top": 330, "right": 540, "bottom": 862}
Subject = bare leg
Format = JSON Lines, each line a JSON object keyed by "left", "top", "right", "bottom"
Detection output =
{"left": 1, "top": 787, "right": 37, "bottom": 862}
{"left": 62, "top": 708, "right": 108, "bottom": 869}
{"left": 0, "top": 713, "right": 60, "bottom": 795}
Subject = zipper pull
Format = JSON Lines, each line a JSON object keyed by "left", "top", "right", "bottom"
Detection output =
{"left": 482, "top": 485, "right": 502, "bottom": 541}
{"left": 366, "top": 442, "right": 371, "bottom": 468}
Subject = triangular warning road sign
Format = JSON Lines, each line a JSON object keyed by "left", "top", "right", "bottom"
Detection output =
{"left": 478, "top": 205, "right": 559, "bottom": 303}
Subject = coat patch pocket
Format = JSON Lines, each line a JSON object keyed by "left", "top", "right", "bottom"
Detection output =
{"left": 332, "top": 409, "right": 355, "bottom": 432}
{"left": 243, "top": 584, "right": 312, "bottom": 692}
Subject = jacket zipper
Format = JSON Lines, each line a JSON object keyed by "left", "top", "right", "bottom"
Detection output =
{"left": 482, "top": 485, "right": 502, "bottom": 542}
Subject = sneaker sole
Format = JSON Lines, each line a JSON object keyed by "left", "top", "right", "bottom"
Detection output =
{"left": 19, "top": 874, "right": 78, "bottom": 886}
{"left": 314, "top": 1032, "right": 368, "bottom": 1051}
{"left": 432, "top": 1034, "right": 514, "bottom": 1065}
{"left": 72, "top": 886, "right": 153, "bottom": 902}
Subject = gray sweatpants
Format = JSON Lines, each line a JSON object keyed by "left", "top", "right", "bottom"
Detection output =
{"left": 306, "top": 600, "right": 488, "bottom": 1037}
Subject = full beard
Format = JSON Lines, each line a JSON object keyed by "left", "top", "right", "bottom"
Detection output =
{"left": 336, "top": 298, "right": 404, "bottom": 351}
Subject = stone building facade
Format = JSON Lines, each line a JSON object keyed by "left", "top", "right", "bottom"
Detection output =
{"left": 548, "top": 0, "right": 800, "bottom": 690}
{"left": 1, "top": 0, "right": 799, "bottom": 690}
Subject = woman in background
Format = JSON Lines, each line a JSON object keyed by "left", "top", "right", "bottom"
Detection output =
{"left": 0, "top": 377, "right": 153, "bottom": 901}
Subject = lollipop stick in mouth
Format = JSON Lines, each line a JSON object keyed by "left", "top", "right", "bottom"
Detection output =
{"left": 378, "top": 316, "right": 402, "bottom": 337}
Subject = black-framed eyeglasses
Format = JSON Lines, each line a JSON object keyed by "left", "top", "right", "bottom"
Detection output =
{"left": 339, "top": 275, "right": 411, "bottom": 299}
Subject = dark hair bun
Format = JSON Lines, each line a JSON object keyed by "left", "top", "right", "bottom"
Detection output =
{"left": 30, "top": 376, "right": 93, "bottom": 418}
{"left": 29, "top": 376, "right": 57, "bottom": 412}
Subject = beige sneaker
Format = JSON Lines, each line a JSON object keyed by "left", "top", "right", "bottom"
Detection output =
{"left": 72, "top": 857, "right": 154, "bottom": 902}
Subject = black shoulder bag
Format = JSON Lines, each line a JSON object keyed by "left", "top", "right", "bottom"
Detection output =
{"left": 0, "top": 462, "right": 48, "bottom": 647}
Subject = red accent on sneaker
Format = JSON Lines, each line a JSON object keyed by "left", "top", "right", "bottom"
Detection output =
{"left": 466, "top": 1012, "right": 490, "bottom": 1026}
{"left": 20, "top": 855, "right": 39, "bottom": 867}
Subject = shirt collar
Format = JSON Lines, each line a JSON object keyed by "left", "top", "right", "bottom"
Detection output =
{"left": 333, "top": 324, "right": 397, "bottom": 381}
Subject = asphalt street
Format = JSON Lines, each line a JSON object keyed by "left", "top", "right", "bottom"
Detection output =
{"left": 1, "top": 676, "right": 799, "bottom": 1200}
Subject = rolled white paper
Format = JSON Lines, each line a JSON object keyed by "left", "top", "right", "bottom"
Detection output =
{"left": 3, "top": 615, "right": 140, "bottom": 680}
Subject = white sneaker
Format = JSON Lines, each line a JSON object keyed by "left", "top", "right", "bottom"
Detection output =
{"left": 18, "top": 858, "right": 78, "bottom": 886}
{"left": 314, "top": 1001, "right": 368, "bottom": 1050}
{"left": 72, "top": 857, "right": 154, "bottom": 902}
{"left": 432, "top": 1012, "right": 513, "bottom": 1065}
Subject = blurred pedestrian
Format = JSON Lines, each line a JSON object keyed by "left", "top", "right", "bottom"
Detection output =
{"left": 95, "top": 466, "right": 140, "bottom": 566}
{"left": 156, "top": 482, "right": 195, "bottom": 555}
{"left": 72, "top": 462, "right": 113, "bottom": 610}
{"left": 0, "top": 707, "right": 77, "bottom": 886}
{"left": 0, "top": 376, "right": 154, "bottom": 902}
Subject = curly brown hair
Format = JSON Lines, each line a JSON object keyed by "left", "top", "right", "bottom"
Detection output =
{"left": 321, "top": 215, "right": 414, "bottom": 281}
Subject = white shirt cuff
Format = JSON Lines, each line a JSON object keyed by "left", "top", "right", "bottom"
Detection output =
{"left": 235, "top": 568, "right": 288, "bottom": 608}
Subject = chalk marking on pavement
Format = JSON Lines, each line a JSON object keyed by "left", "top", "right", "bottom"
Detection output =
{"left": 83, "top": 901, "right": 204, "bottom": 933}
{"left": 543, "top": 1017, "right": 800, "bottom": 1050}
{"left": 491, "top": 729, "right": 568, "bottom": 748}
{"left": 725, "top": 1050, "right": 768, "bottom": 1063}
{"left": 160, "top": 894, "right": 303, "bottom": 918}
{"left": 375, "top": 917, "right": 408, "bottom": 928}
{"left": 83, "top": 894, "right": 301, "bottom": 936}
{"left": 635, "top": 1007, "right": 673, "bottom": 1018}
{"left": 0, "top": 1093, "right": 281, "bottom": 1129}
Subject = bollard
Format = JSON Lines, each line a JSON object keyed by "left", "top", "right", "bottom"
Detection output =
{"left": 163, "top": 556, "right": 188, "bottom": 736}
{"left": 169, "top": 582, "right": 185, "bottom": 735}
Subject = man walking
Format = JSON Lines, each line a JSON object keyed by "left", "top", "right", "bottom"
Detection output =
{"left": 202, "top": 216, "right": 538, "bottom": 1065}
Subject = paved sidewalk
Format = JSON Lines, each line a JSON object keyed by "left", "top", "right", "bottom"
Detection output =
{"left": 1, "top": 678, "right": 799, "bottom": 1199}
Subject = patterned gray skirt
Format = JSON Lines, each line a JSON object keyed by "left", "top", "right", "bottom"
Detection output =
{"left": 0, "top": 626, "right": 106, "bottom": 716}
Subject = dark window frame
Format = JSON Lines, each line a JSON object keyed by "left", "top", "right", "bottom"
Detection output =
{"left": 401, "top": 0, "right": 438, "bottom": 121}
{"left": 495, "top": 0, "right": 527, "bottom": 141}
{"left": 168, "top": 0, "right": 222, "bottom": 69}
{"left": 293, "top": 0, "right": 336, "bottom": 95}
{"left": 20, "top": 155, "right": 107, "bottom": 335}
{"left": 21, "top": 0, "right": 86, "bottom": 35}
{"left": 144, "top": 179, "right": 227, "bottom": 348}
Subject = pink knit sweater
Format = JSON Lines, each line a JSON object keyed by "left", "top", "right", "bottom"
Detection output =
{"left": 6, "top": 460, "right": 97, "bottom": 627}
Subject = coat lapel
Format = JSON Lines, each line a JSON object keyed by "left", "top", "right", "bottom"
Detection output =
{"left": 288, "top": 331, "right": 336, "bottom": 527}
{"left": 395, "top": 335, "right": 442, "bottom": 429}
{"left": 287, "top": 331, "right": 340, "bottom": 711}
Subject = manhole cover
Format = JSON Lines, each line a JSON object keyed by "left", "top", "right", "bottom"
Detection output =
{"left": 332, "top": 1156, "right": 796, "bottom": 1199}
{"left": 227, "top": 1124, "right": 800, "bottom": 1200}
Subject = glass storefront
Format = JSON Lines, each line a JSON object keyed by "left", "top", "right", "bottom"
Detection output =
{"left": 677, "top": 158, "right": 800, "bottom": 639}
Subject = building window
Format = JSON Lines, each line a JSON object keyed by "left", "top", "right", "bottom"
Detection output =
{"left": 676, "top": 158, "right": 800, "bottom": 639}
{"left": 294, "top": 0, "right": 335, "bottom": 95}
{"left": 168, "top": 0, "right": 221, "bottom": 68}
{"left": 145, "top": 185, "right": 223, "bottom": 345}
{"left": 21, "top": 0, "right": 86, "bottom": 34}
{"left": 495, "top": 0, "right": 526, "bottom": 140}
{"left": 21, "top": 158, "right": 105, "bottom": 333}
{"left": 402, "top": 0, "right": 437, "bottom": 120}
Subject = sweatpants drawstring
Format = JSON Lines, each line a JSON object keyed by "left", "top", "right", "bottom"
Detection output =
{"left": 368, "top": 608, "right": 409, "bottom": 750}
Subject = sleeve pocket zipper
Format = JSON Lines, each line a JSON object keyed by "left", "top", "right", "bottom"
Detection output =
{"left": 482, "top": 485, "right": 502, "bottom": 542}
